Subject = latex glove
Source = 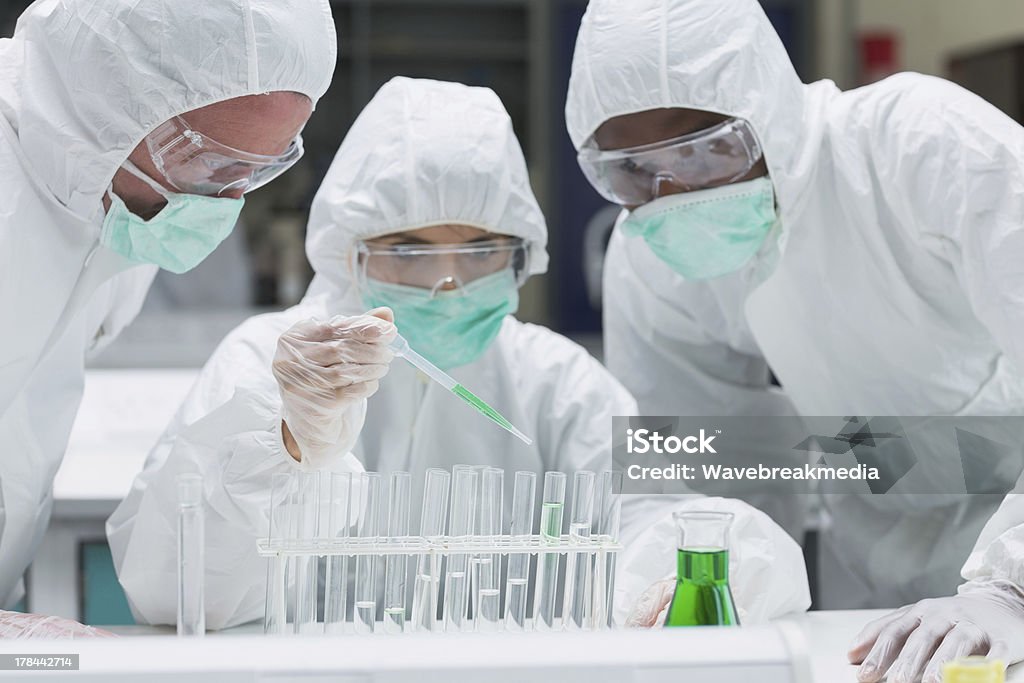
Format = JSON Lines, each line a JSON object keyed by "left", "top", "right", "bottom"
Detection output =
{"left": 273, "top": 308, "right": 396, "bottom": 468}
{"left": 0, "top": 610, "right": 115, "bottom": 638}
{"left": 848, "top": 580, "right": 1024, "bottom": 683}
{"left": 626, "top": 578, "right": 674, "bottom": 628}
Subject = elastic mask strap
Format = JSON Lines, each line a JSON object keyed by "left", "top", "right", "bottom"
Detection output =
{"left": 120, "top": 160, "right": 172, "bottom": 199}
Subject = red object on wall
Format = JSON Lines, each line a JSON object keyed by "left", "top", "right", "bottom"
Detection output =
{"left": 860, "top": 31, "right": 899, "bottom": 85}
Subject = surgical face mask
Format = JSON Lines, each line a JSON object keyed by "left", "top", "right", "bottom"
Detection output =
{"left": 100, "top": 160, "right": 244, "bottom": 274}
{"left": 362, "top": 269, "right": 519, "bottom": 370}
{"left": 621, "top": 176, "right": 777, "bottom": 280}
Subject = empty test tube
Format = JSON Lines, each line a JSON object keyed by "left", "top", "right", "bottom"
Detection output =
{"left": 264, "top": 472, "right": 292, "bottom": 634}
{"left": 292, "top": 471, "right": 321, "bottom": 634}
{"left": 593, "top": 470, "right": 623, "bottom": 628}
{"left": 504, "top": 471, "right": 536, "bottom": 631}
{"left": 354, "top": 472, "right": 382, "bottom": 634}
{"left": 474, "top": 467, "right": 503, "bottom": 632}
{"left": 177, "top": 473, "right": 205, "bottom": 637}
{"left": 383, "top": 472, "right": 412, "bottom": 634}
{"left": 533, "top": 471, "right": 566, "bottom": 630}
{"left": 445, "top": 466, "right": 478, "bottom": 632}
{"left": 562, "top": 471, "right": 595, "bottom": 630}
{"left": 324, "top": 472, "right": 353, "bottom": 634}
{"left": 412, "top": 468, "right": 450, "bottom": 632}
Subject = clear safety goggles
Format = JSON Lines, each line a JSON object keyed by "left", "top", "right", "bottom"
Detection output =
{"left": 354, "top": 238, "right": 529, "bottom": 295}
{"left": 577, "top": 117, "right": 763, "bottom": 206}
{"left": 145, "top": 116, "right": 304, "bottom": 196}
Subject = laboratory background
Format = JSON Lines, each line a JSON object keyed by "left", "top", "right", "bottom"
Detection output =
{"left": 0, "top": 0, "right": 1019, "bottom": 626}
{"left": 1, "top": 0, "right": 1022, "bottom": 651}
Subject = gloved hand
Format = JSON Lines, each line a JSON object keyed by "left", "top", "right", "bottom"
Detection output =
{"left": 848, "top": 580, "right": 1024, "bottom": 683}
{"left": 0, "top": 610, "right": 115, "bottom": 638}
{"left": 626, "top": 578, "right": 674, "bottom": 628}
{"left": 273, "top": 307, "right": 397, "bottom": 468}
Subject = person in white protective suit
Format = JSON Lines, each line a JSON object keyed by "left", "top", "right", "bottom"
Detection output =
{"left": 107, "top": 77, "right": 810, "bottom": 630}
{"left": 565, "top": 0, "right": 1024, "bottom": 680}
{"left": 0, "top": 0, "right": 336, "bottom": 637}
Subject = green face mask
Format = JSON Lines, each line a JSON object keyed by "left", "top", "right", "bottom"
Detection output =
{"left": 621, "top": 176, "right": 777, "bottom": 280}
{"left": 100, "top": 161, "right": 244, "bottom": 274}
{"left": 362, "top": 269, "right": 519, "bottom": 370}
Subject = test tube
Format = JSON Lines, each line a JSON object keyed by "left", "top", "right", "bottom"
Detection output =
{"left": 292, "top": 470, "right": 321, "bottom": 634}
{"left": 444, "top": 466, "right": 478, "bottom": 632}
{"left": 177, "top": 473, "right": 205, "bottom": 637}
{"left": 504, "top": 471, "right": 536, "bottom": 631}
{"left": 473, "top": 467, "right": 503, "bottom": 632}
{"left": 593, "top": 470, "right": 623, "bottom": 628}
{"left": 324, "top": 472, "right": 352, "bottom": 634}
{"left": 354, "top": 472, "right": 382, "bottom": 634}
{"left": 562, "top": 471, "right": 595, "bottom": 630}
{"left": 264, "top": 472, "right": 292, "bottom": 634}
{"left": 412, "top": 468, "right": 449, "bottom": 632}
{"left": 533, "top": 471, "right": 566, "bottom": 630}
{"left": 383, "top": 471, "right": 412, "bottom": 634}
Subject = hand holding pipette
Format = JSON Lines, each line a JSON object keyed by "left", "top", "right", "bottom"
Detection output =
{"left": 273, "top": 306, "right": 531, "bottom": 466}
{"left": 272, "top": 308, "right": 397, "bottom": 467}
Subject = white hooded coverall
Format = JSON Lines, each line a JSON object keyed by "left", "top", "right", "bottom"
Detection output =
{"left": 566, "top": 0, "right": 1024, "bottom": 608}
{"left": 0, "top": 0, "right": 336, "bottom": 607}
{"left": 108, "top": 77, "right": 810, "bottom": 629}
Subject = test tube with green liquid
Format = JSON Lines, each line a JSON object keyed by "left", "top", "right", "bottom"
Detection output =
{"left": 390, "top": 334, "right": 532, "bottom": 445}
{"left": 533, "top": 471, "right": 566, "bottom": 630}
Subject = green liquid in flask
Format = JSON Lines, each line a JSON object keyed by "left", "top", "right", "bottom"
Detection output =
{"left": 664, "top": 548, "right": 739, "bottom": 627}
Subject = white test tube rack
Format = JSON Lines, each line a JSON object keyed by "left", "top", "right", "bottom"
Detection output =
{"left": 258, "top": 470, "right": 622, "bottom": 636}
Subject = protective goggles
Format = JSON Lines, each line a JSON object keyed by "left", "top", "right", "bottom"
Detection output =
{"left": 354, "top": 238, "right": 529, "bottom": 295}
{"left": 145, "top": 116, "right": 304, "bottom": 196}
{"left": 577, "top": 117, "right": 763, "bottom": 206}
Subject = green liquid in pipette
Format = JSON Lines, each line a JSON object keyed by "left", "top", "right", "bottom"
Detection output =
{"left": 452, "top": 383, "right": 517, "bottom": 434}
{"left": 664, "top": 548, "right": 739, "bottom": 627}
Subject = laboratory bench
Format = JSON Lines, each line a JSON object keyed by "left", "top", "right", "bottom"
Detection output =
{"left": 24, "top": 369, "right": 1019, "bottom": 682}
{"left": 0, "top": 611, "right": 1016, "bottom": 681}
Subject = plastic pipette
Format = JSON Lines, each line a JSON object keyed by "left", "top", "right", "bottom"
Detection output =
{"left": 390, "top": 333, "right": 533, "bottom": 445}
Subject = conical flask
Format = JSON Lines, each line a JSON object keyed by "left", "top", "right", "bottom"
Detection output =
{"left": 664, "top": 511, "right": 740, "bottom": 627}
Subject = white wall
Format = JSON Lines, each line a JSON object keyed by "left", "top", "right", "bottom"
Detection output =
{"left": 814, "top": 0, "right": 856, "bottom": 86}
{"left": 857, "top": 0, "right": 1024, "bottom": 77}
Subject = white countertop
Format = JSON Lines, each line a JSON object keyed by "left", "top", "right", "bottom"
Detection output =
{"left": 86, "top": 610, "right": 1020, "bottom": 682}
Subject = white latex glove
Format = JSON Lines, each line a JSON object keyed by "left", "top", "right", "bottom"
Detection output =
{"left": 0, "top": 610, "right": 115, "bottom": 638}
{"left": 272, "top": 308, "right": 397, "bottom": 468}
{"left": 626, "top": 578, "right": 674, "bottom": 628}
{"left": 848, "top": 580, "right": 1024, "bottom": 683}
